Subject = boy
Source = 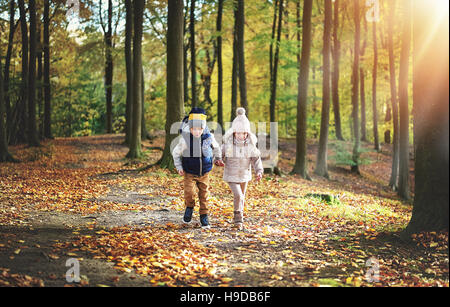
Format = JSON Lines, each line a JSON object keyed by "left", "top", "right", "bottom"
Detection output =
{"left": 172, "top": 108, "right": 224, "bottom": 228}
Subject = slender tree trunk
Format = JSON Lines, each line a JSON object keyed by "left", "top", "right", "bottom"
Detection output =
{"left": 397, "top": 0, "right": 411, "bottom": 200}
{"left": 331, "top": 0, "right": 344, "bottom": 141}
{"left": 0, "top": 60, "right": 16, "bottom": 162}
{"left": 43, "top": 0, "right": 52, "bottom": 139}
{"left": 105, "top": 0, "right": 114, "bottom": 134}
{"left": 216, "top": 0, "right": 224, "bottom": 130}
{"left": 403, "top": 0, "right": 449, "bottom": 235}
{"left": 315, "top": 0, "right": 332, "bottom": 178}
{"left": 231, "top": 7, "right": 239, "bottom": 123}
{"left": 372, "top": 21, "right": 380, "bottom": 151}
{"left": 159, "top": 0, "right": 185, "bottom": 169}
{"left": 351, "top": 0, "right": 361, "bottom": 174}
{"left": 291, "top": 0, "right": 313, "bottom": 180}
{"left": 270, "top": 0, "right": 284, "bottom": 124}
{"left": 236, "top": 0, "right": 248, "bottom": 115}
{"left": 189, "top": 0, "right": 197, "bottom": 108}
{"left": 388, "top": 0, "right": 399, "bottom": 189}
{"left": 141, "top": 66, "right": 149, "bottom": 141}
{"left": 124, "top": 0, "right": 133, "bottom": 145}
{"left": 28, "top": 0, "right": 40, "bottom": 147}
{"left": 126, "top": 0, "right": 145, "bottom": 159}
{"left": 4, "top": 0, "right": 15, "bottom": 140}
{"left": 18, "top": 0, "right": 29, "bottom": 144}
{"left": 360, "top": 17, "right": 368, "bottom": 143}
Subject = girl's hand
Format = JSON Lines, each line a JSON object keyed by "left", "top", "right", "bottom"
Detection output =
{"left": 178, "top": 170, "right": 185, "bottom": 176}
{"left": 215, "top": 159, "right": 225, "bottom": 167}
{"left": 256, "top": 173, "right": 263, "bottom": 181}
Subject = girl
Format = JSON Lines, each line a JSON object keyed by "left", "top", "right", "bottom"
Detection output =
{"left": 222, "top": 108, "right": 263, "bottom": 230}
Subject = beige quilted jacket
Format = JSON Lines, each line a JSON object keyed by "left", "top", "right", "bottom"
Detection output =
{"left": 221, "top": 132, "right": 264, "bottom": 183}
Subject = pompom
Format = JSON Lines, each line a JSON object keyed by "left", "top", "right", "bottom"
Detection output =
{"left": 236, "top": 107, "right": 246, "bottom": 116}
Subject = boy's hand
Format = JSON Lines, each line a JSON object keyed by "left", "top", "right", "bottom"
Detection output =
{"left": 215, "top": 159, "right": 225, "bottom": 167}
{"left": 177, "top": 170, "right": 185, "bottom": 176}
{"left": 256, "top": 173, "right": 263, "bottom": 181}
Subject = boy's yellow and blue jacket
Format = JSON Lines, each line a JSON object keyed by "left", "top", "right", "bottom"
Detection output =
{"left": 172, "top": 124, "right": 222, "bottom": 176}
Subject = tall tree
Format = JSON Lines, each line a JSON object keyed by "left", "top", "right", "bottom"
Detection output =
{"left": 360, "top": 16, "right": 368, "bottom": 142}
{"left": 331, "top": 0, "right": 344, "bottom": 141}
{"left": 124, "top": 0, "right": 133, "bottom": 145}
{"left": 4, "top": 0, "right": 16, "bottom": 139}
{"left": 216, "top": 0, "right": 224, "bottom": 130}
{"left": 236, "top": 0, "right": 248, "bottom": 115}
{"left": 189, "top": 0, "right": 197, "bottom": 108}
{"left": 371, "top": 18, "right": 380, "bottom": 151}
{"left": 28, "top": 0, "right": 40, "bottom": 146}
{"left": 43, "top": 0, "right": 52, "bottom": 139}
{"left": 159, "top": 0, "right": 185, "bottom": 169}
{"left": 388, "top": 0, "right": 399, "bottom": 189}
{"left": 100, "top": 0, "right": 114, "bottom": 134}
{"left": 350, "top": 0, "right": 361, "bottom": 174}
{"left": 230, "top": 3, "right": 239, "bottom": 122}
{"left": 315, "top": 0, "right": 332, "bottom": 178}
{"left": 397, "top": 0, "right": 411, "bottom": 200}
{"left": 17, "top": 0, "right": 28, "bottom": 144}
{"left": 404, "top": 0, "right": 449, "bottom": 235}
{"left": 269, "top": 0, "right": 283, "bottom": 124}
{"left": 126, "top": 0, "right": 145, "bottom": 159}
{"left": 291, "top": 0, "right": 313, "bottom": 179}
{"left": 0, "top": 59, "right": 16, "bottom": 162}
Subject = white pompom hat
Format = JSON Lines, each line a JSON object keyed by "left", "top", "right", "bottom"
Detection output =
{"left": 232, "top": 107, "right": 251, "bottom": 133}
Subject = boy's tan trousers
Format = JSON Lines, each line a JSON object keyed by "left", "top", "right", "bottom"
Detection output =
{"left": 184, "top": 173, "right": 210, "bottom": 215}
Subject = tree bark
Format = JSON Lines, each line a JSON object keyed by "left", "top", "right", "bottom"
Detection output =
{"left": 351, "top": 0, "right": 361, "bottom": 174}
{"left": 397, "top": 0, "right": 411, "bottom": 200}
{"left": 43, "top": 0, "right": 52, "bottom": 139}
{"left": 315, "top": 0, "right": 332, "bottom": 178}
{"left": 231, "top": 5, "right": 239, "bottom": 123}
{"left": 388, "top": 0, "right": 399, "bottom": 189}
{"left": 28, "top": 0, "right": 40, "bottom": 146}
{"left": 331, "top": 0, "right": 344, "bottom": 141}
{"left": 371, "top": 21, "right": 380, "bottom": 151}
{"left": 236, "top": 0, "right": 248, "bottom": 115}
{"left": 124, "top": 0, "right": 133, "bottom": 145}
{"left": 269, "top": 0, "right": 283, "bottom": 124}
{"left": 159, "top": 0, "right": 185, "bottom": 169}
{"left": 403, "top": 0, "right": 449, "bottom": 235}
{"left": 360, "top": 17, "right": 368, "bottom": 142}
{"left": 216, "top": 0, "right": 224, "bottom": 130}
{"left": 126, "top": 0, "right": 145, "bottom": 159}
{"left": 4, "top": 0, "right": 15, "bottom": 140}
{"left": 0, "top": 60, "right": 16, "bottom": 162}
{"left": 291, "top": 0, "right": 313, "bottom": 180}
{"left": 18, "top": 0, "right": 29, "bottom": 144}
{"left": 104, "top": 0, "right": 114, "bottom": 134}
{"left": 189, "top": 0, "right": 197, "bottom": 108}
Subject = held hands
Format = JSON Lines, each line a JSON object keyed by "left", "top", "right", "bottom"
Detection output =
{"left": 177, "top": 169, "right": 184, "bottom": 176}
{"left": 256, "top": 173, "right": 263, "bottom": 182}
{"left": 214, "top": 159, "right": 225, "bottom": 167}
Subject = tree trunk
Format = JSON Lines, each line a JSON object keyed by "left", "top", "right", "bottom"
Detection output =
{"left": 397, "top": 0, "right": 411, "bottom": 200}
{"left": 4, "top": 0, "right": 15, "bottom": 141}
{"left": 388, "top": 0, "right": 399, "bottom": 189}
{"left": 315, "top": 0, "right": 332, "bottom": 178}
{"left": 141, "top": 65, "right": 149, "bottom": 141}
{"left": 351, "top": 0, "right": 361, "bottom": 174}
{"left": 105, "top": 0, "right": 114, "bottom": 134}
{"left": 236, "top": 0, "right": 248, "bottom": 115}
{"left": 291, "top": 0, "right": 313, "bottom": 180}
{"left": 126, "top": 0, "right": 145, "bottom": 159}
{"left": 216, "top": 0, "right": 224, "bottom": 130}
{"left": 18, "top": 0, "right": 29, "bottom": 144}
{"left": 231, "top": 7, "right": 239, "bottom": 123}
{"left": 331, "top": 0, "right": 344, "bottom": 141}
{"left": 28, "top": 0, "right": 40, "bottom": 147}
{"left": 0, "top": 60, "right": 16, "bottom": 162}
{"left": 189, "top": 0, "right": 197, "bottom": 108}
{"left": 159, "top": 0, "right": 185, "bottom": 169}
{"left": 372, "top": 21, "right": 380, "bottom": 151}
{"left": 403, "top": 0, "right": 449, "bottom": 235}
{"left": 269, "top": 0, "right": 283, "bottom": 124}
{"left": 124, "top": 0, "right": 133, "bottom": 145}
{"left": 360, "top": 17, "right": 367, "bottom": 143}
{"left": 43, "top": 0, "right": 52, "bottom": 139}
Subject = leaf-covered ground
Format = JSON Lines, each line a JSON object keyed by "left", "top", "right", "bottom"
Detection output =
{"left": 0, "top": 134, "right": 448, "bottom": 287}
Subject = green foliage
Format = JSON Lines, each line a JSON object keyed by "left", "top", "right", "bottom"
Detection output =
{"left": 329, "top": 140, "right": 373, "bottom": 167}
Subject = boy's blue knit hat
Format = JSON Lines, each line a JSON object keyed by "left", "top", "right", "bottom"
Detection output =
{"left": 188, "top": 107, "right": 207, "bottom": 129}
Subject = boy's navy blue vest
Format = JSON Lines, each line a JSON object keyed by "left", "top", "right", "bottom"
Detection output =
{"left": 181, "top": 131, "right": 213, "bottom": 176}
